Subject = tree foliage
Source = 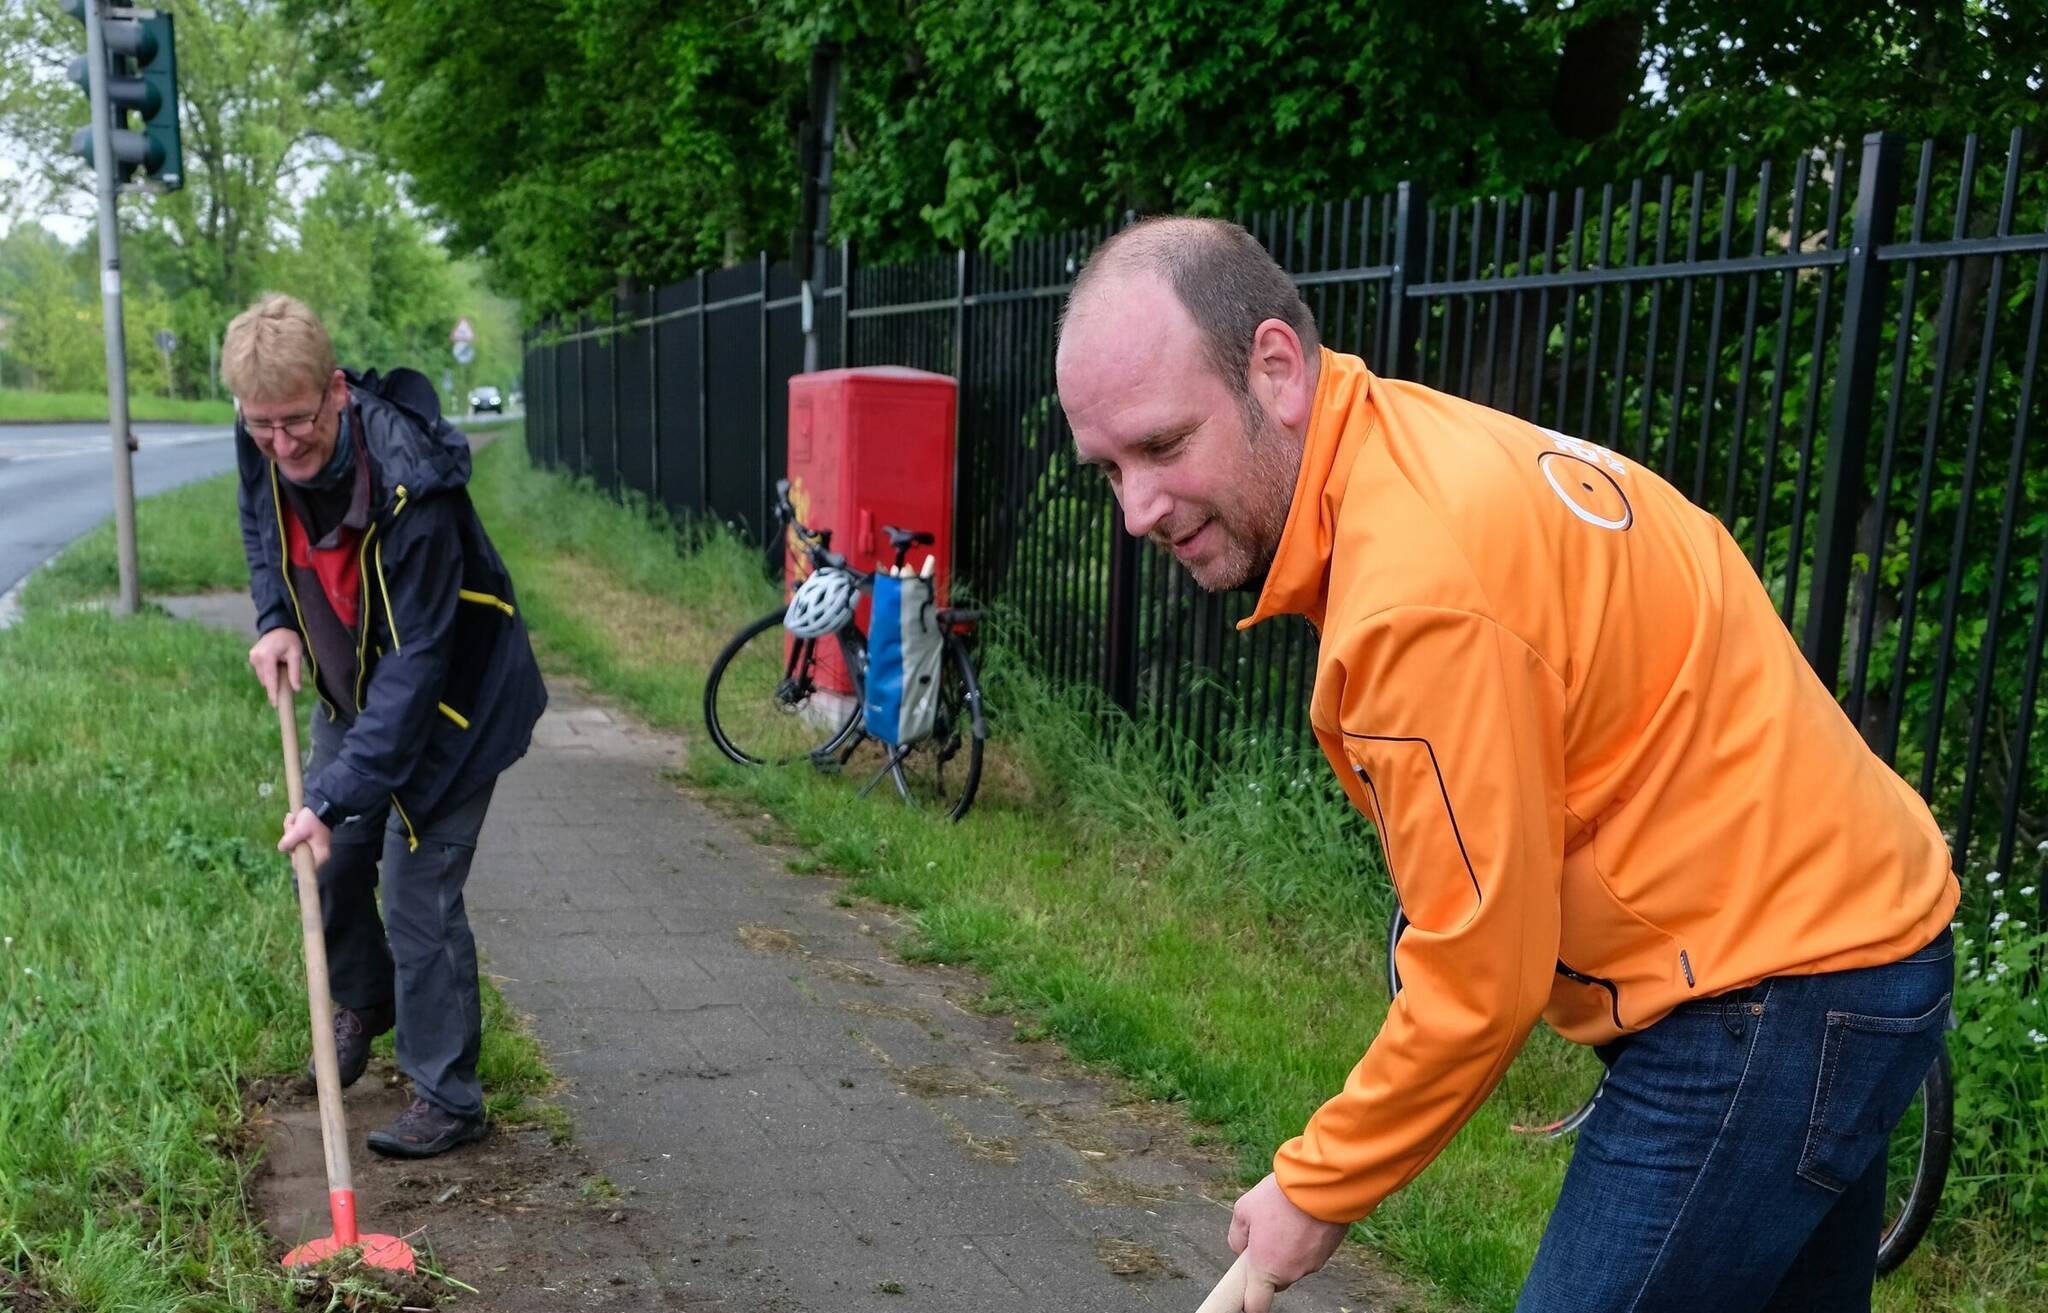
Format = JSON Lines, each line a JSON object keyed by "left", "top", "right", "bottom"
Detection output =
{"left": 0, "top": 0, "right": 520, "bottom": 405}
{"left": 326, "top": 0, "right": 2044, "bottom": 317}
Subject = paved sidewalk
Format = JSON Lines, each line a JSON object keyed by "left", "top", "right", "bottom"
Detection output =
{"left": 168, "top": 592, "right": 1384, "bottom": 1311}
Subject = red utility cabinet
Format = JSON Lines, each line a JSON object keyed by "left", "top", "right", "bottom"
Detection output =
{"left": 785, "top": 367, "right": 958, "bottom": 693}
{"left": 786, "top": 366, "right": 957, "bottom": 597}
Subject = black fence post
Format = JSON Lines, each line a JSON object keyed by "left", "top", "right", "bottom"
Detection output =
{"left": 1803, "top": 132, "right": 1903, "bottom": 690}
{"left": 1384, "top": 181, "right": 1429, "bottom": 381}
{"left": 696, "top": 270, "right": 710, "bottom": 517}
{"left": 952, "top": 247, "right": 969, "bottom": 581}
{"left": 758, "top": 250, "right": 771, "bottom": 542}
{"left": 646, "top": 287, "right": 659, "bottom": 512}
{"left": 577, "top": 316, "right": 589, "bottom": 480}
{"left": 1104, "top": 529, "right": 1140, "bottom": 718}
{"left": 840, "top": 238, "right": 854, "bottom": 368}
{"left": 609, "top": 296, "right": 622, "bottom": 501}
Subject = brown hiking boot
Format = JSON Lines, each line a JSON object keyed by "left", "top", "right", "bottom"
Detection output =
{"left": 365, "top": 1096, "right": 489, "bottom": 1159}
{"left": 302, "top": 1004, "right": 392, "bottom": 1090}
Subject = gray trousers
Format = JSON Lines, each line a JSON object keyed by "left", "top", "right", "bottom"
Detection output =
{"left": 308, "top": 710, "right": 495, "bottom": 1118}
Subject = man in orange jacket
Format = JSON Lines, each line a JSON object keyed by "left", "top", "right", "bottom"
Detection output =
{"left": 1056, "top": 217, "right": 1958, "bottom": 1313}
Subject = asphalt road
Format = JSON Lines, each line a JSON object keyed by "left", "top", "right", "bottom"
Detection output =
{"left": 0, "top": 421, "right": 237, "bottom": 599}
{"left": 0, "top": 412, "right": 519, "bottom": 603}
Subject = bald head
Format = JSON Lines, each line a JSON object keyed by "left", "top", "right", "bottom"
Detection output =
{"left": 1059, "top": 217, "right": 1319, "bottom": 409}
{"left": 1056, "top": 218, "right": 1320, "bottom": 593}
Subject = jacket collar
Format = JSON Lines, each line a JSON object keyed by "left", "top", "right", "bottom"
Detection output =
{"left": 1239, "top": 348, "right": 1378, "bottom": 633}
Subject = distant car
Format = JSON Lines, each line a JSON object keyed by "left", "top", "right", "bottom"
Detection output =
{"left": 469, "top": 386, "right": 502, "bottom": 414}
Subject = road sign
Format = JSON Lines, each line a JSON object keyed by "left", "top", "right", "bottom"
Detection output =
{"left": 450, "top": 317, "right": 475, "bottom": 344}
{"left": 153, "top": 328, "right": 176, "bottom": 353}
{"left": 453, "top": 340, "right": 476, "bottom": 365}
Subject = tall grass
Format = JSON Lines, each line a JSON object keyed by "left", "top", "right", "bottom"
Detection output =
{"left": 1, "top": 492, "right": 554, "bottom": 1305}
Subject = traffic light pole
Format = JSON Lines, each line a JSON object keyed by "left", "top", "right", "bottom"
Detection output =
{"left": 84, "top": 0, "right": 141, "bottom": 616}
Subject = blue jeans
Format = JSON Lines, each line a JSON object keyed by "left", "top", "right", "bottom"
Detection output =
{"left": 308, "top": 710, "right": 497, "bottom": 1119}
{"left": 1517, "top": 930, "right": 1953, "bottom": 1313}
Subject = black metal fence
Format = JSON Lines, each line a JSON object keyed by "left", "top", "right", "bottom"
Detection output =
{"left": 526, "top": 128, "right": 2048, "bottom": 916}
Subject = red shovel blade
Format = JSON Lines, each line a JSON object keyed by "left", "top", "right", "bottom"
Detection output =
{"left": 282, "top": 1232, "right": 417, "bottom": 1273}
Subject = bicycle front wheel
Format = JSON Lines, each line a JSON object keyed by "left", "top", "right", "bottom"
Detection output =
{"left": 703, "top": 609, "right": 866, "bottom": 767}
{"left": 894, "top": 632, "right": 986, "bottom": 820}
{"left": 1876, "top": 1045, "right": 1954, "bottom": 1277}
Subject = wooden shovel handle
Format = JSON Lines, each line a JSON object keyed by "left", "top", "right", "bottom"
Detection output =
{"left": 277, "top": 687, "right": 355, "bottom": 1202}
{"left": 1196, "top": 1253, "right": 1251, "bottom": 1313}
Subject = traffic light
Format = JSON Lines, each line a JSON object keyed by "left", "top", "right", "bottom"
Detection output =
{"left": 64, "top": 0, "right": 183, "bottom": 192}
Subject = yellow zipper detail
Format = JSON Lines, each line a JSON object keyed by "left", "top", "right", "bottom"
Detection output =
{"left": 354, "top": 520, "right": 380, "bottom": 712}
{"left": 458, "top": 589, "right": 515, "bottom": 616}
{"left": 376, "top": 535, "right": 400, "bottom": 650}
{"left": 437, "top": 702, "right": 470, "bottom": 729}
{"left": 390, "top": 795, "right": 419, "bottom": 853}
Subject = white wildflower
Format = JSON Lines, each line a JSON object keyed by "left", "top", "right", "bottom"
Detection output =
{"left": 2031, "top": 1030, "right": 2048, "bottom": 1045}
{"left": 259, "top": 781, "right": 274, "bottom": 797}
{"left": 1987, "top": 870, "right": 2002, "bottom": 884}
{"left": 2022, "top": 886, "right": 2037, "bottom": 897}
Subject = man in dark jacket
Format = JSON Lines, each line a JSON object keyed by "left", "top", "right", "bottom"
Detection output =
{"left": 225, "top": 293, "right": 547, "bottom": 1158}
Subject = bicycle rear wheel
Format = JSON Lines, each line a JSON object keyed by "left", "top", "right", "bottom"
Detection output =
{"left": 1876, "top": 1046, "right": 1953, "bottom": 1276}
{"left": 703, "top": 609, "right": 866, "bottom": 766}
{"left": 892, "top": 632, "right": 985, "bottom": 820}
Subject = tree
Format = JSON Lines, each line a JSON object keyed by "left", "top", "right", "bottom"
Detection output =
{"left": 0, "top": 0, "right": 504, "bottom": 399}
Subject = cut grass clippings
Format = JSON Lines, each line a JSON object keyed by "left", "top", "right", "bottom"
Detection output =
{"left": 13, "top": 427, "right": 2041, "bottom": 1311}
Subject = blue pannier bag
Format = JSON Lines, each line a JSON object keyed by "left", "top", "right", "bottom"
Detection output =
{"left": 863, "top": 572, "right": 944, "bottom": 746}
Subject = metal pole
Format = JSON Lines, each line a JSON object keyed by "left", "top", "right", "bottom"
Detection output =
{"left": 1383, "top": 181, "right": 1429, "bottom": 382}
{"left": 85, "top": 0, "right": 139, "bottom": 616}
{"left": 839, "top": 239, "right": 854, "bottom": 369}
{"left": 695, "top": 273, "right": 711, "bottom": 516}
{"left": 801, "top": 44, "right": 841, "bottom": 374}
{"left": 1804, "top": 132, "right": 1903, "bottom": 690}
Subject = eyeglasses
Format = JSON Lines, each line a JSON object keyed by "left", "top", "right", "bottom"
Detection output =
{"left": 242, "top": 390, "right": 332, "bottom": 440}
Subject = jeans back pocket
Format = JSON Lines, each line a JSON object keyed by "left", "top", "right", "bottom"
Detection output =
{"left": 1797, "top": 994, "right": 1950, "bottom": 1193}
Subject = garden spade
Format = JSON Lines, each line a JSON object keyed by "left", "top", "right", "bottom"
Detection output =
{"left": 274, "top": 684, "right": 416, "bottom": 1274}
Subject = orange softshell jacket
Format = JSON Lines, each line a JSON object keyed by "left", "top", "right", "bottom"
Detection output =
{"left": 1245, "top": 349, "right": 1959, "bottom": 1224}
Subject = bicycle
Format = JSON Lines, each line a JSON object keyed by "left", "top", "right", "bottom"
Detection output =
{"left": 1384, "top": 904, "right": 1953, "bottom": 1276}
{"left": 702, "top": 478, "right": 988, "bottom": 820}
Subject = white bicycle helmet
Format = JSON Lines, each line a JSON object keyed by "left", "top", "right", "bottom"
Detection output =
{"left": 784, "top": 567, "right": 859, "bottom": 639}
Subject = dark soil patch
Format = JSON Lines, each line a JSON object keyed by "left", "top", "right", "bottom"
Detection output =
{"left": 0, "top": 1269, "right": 52, "bottom": 1312}
{"left": 246, "top": 1060, "right": 669, "bottom": 1310}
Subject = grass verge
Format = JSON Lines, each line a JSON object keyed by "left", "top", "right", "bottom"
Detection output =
{"left": 0, "top": 498, "right": 556, "bottom": 1308}
{"left": 464, "top": 435, "right": 2045, "bottom": 1313}
{"left": 14, "top": 427, "right": 2040, "bottom": 1311}
{"left": 0, "top": 388, "right": 236, "bottom": 425}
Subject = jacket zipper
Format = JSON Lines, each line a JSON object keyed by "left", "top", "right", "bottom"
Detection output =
{"left": 1556, "top": 958, "right": 1624, "bottom": 1030}
{"left": 269, "top": 465, "right": 327, "bottom": 717}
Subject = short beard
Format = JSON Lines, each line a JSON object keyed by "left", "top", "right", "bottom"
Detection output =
{"left": 1192, "top": 396, "right": 1300, "bottom": 593}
